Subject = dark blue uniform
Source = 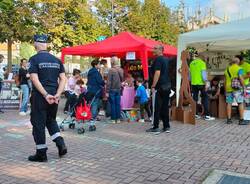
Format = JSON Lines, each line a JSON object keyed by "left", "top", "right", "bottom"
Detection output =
{"left": 28, "top": 50, "right": 66, "bottom": 160}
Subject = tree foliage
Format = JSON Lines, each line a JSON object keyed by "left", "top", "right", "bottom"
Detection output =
{"left": 0, "top": 0, "right": 35, "bottom": 70}
{"left": 0, "top": 0, "right": 180, "bottom": 72}
{"left": 19, "top": 42, "right": 36, "bottom": 60}
{"left": 29, "top": 0, "right": 110, "bottom": 51}
{"left": 94, "top": 0, "right": 179, "bottom": 45}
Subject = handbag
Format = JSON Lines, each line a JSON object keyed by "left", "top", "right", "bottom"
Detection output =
{"left": 75, "top": 99, "right": 92, "bottom": 121}
{"left": 227, "top": 68, "right": 241, "bottom": 90}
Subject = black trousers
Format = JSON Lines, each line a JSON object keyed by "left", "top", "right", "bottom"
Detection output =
{"left": 64, "top": 91, "right": 77, "bottom": 112}
{"left": 153, "top": 89, "right": 170, "bottom": 129}
{"left": 30, "top": 91, "right": 60, "bottom": 149}
{"left": 140, "top": 102, "right": 151, "bottom": 119}
{"left": 191, "top": 85, "right": 209, "bottom": 116}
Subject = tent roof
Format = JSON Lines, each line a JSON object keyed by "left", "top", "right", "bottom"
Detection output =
{"left": 178, "top": 17, "right": 250, "bottom": 51}
{"left": 62, "top": 32, "right": 177, "bottom": 58}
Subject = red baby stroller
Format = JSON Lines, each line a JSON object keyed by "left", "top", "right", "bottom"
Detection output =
{"left": 60, "top": 91, "right": 99, "bottom": 134}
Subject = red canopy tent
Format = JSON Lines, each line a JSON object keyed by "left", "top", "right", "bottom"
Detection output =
{"left": 61, "top": 32, "right": 177, "bottom": 79}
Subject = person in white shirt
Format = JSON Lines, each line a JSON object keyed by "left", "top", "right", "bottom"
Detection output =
{"left": 64, "top": 69, "right": 81, "bottom": 113}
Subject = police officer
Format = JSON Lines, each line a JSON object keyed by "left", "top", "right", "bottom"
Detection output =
{"left": 28, "top": 34, "right": 67, "bottom": 162}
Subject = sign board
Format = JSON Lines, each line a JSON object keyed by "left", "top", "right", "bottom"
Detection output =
{"left": 0, "top": 81, "right": 20, "bottom": 109}
{"left": 97, "top": 36, "right": 107, "bottom": 41}
{"left": 128, "top": 64, "right": 142, "bottom": 71}
{"left": 126, "top": 52, "right": 136, "bottom": 60}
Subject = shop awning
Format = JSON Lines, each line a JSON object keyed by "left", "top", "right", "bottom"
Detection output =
{"left": 61, "top": 32, "right": 177, "bottom": 79}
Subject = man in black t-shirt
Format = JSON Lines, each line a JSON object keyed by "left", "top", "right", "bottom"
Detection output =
{"left": 28, "top": 34, "right": 67, "bottom": 162}
{"left": 146, "top": 45, "right": 171, "bottom": 133}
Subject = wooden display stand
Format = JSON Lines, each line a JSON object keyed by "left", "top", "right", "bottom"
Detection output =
{"left": 172, "top": 51, "right": 196, "bottom": 124}
{"left": 218, "top": 94, "right": 227, "bottom": 118}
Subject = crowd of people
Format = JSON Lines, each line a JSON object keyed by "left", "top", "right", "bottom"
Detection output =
{"left": 189, "top": 53, "right": 250, "bottom": 125}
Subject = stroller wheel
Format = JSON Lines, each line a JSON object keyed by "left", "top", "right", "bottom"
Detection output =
{"left": 69, "top": 123, "right": 75, "bottom": 129}
{"left": 77, "top": 128, "right": 85, "bottom": 134}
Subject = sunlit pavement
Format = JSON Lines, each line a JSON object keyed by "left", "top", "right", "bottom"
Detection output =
{"left": 1, "top": 101, "right": 250, "bottom": 184}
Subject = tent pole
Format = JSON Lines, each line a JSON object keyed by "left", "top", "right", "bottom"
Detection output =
{"left": 140, "top": 50, "right": 149, "bottom": 80}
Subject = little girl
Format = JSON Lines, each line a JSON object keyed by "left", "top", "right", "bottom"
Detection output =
{"left": 75, "top": 79, "right": 86, "bottom": 96}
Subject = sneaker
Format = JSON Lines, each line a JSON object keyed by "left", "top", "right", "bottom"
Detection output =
{"left": 204, "top": 116, "right": 215, "bottom": 121}
{"left": 89, "top": 125, "right": 97, "bottom": 131}
{"left": 226, "top": 118, "right": 233, "bottom": 124}
{"left": 195, "top": 115, "right": 201, "bottom": 119}
{"left": 111, "top": 120, "right": 116, "bottom": 124}
{"left": 139, "top": 119, "right": 145, "bottom": 123}
{"left": 19, "top": 112, "right": 26, "bottom": 116}
{"left": 162, "top": 128, "right": 170, "bottom": 133}
{"left": 239, "top": 119, "right": 249, "bottom": 125}
{"left": 146, "top": 127, "right": 160, "bottom": 132}
{"left": 116, "top": 119, "right": 121, "bottom": 124}
{"left": 26, "top": 110, "right": 31, "bottom": 115}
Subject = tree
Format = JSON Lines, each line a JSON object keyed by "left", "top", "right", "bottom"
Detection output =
{"left": 94, "top": 0, "right": 141, "bottom": 35}
{"left": 19, "top": 42, "right": 36, "bottom": 60}
{"left": 0, "top": 0, "right": 35, "bottom": 72}
{"left": 30, "top": 0, "right": 110, "bottom": 52}
{"left": 139, "top": 0, "right": 179, "bottom": 45}
{"left": 94, "top": 0, "right": 179, "bottom": 45}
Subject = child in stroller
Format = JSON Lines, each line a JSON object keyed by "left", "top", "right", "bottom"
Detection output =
{"left": 60, "top": 89, "right": 101, "bottom": 134}
{"left": 60, "top": 92, "right": 90, "bottom": 134}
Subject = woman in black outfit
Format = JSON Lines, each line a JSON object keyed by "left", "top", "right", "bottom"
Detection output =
{"left": 19, "top": 58, "right": 30, "bottom": 115}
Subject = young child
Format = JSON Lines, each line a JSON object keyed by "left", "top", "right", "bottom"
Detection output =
{"left": 135, "top": 78, "right": 151, "bottom": 123}
{"left": 75, "top": 79, "right": 86, "bottom": 96}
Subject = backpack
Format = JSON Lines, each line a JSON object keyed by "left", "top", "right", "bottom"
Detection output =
{"left": 75, "top": 99, "right": 92, "bottom": 121}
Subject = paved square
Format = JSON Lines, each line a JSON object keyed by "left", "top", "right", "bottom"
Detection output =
{"left": 1, "top": 104, "right": 250, "bottom": 184}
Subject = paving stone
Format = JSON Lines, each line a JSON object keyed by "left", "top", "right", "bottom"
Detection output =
{"left": 1, "top": 104, "right": 250, "bottom": 184}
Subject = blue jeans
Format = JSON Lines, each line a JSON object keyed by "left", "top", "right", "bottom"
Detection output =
{"left": 90, "top": 97, "right": 100, "bottom": 125}
{"left": 109, "top": 90, "right": 121, "bottom": 120}
{"left": 20, "top": 84, "right": 29, "bottom": 112}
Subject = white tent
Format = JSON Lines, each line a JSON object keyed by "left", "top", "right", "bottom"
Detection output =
{"left": 176, "top": 17, "right": 250, "bottom": 104}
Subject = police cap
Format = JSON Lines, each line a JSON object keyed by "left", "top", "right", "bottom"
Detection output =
{"left": 34, "top": 34, "right": 48, "bottom": 43}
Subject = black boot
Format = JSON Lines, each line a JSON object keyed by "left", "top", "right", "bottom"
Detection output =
{"left": 54, "top": 137, "right": 67, "bottom": 157}
{"left": 28, "top": 148, "right": 47, "bottom": 162}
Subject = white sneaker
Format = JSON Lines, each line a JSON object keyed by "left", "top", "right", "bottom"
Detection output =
{"left": 26, "top": 110, "right": 31, "bottom": 115}
{"left": 195, "top": 115, "right": 201, "bottom": 119}
{"left": 19, "top": 112, "right": 26, "bottom": 116}
{"left": 111, "top": 120, "right": 116, "bottom": 124}
{"left": 116, "top": 119, "right": 121, "bottom": 124}
{"left": 204, "top": 116, "right": 215, "bottom": 121}
{"left": 139, "top": 119, "right": 145, "bottom": 123}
